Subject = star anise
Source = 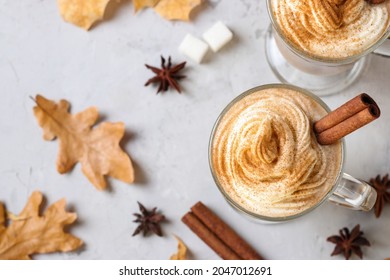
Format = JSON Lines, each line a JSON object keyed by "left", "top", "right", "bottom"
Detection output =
{"left": 132, "top": 202, "right": 166, "bottom": 237}
{"left": 144, "top": 56, "right": 186, "bottom": 94}
{"left": 327, "top": 224, "right": 370, "bottom": 260}
{"left": 370, "top": 174, "right": 390, "bottom": 218}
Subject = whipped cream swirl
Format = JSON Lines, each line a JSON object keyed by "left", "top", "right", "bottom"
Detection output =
{"left": 272, "top": 0, "right": 390, "bottom": 59}
{"left": 211, "top": 87, "right": 342, "bottom": 218}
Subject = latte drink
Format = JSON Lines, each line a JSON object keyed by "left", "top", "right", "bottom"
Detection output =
{"left": 271, "top": 0, "right": 390, "bottom": 59}
{"left": 210, "top": 86, "right": 342, "bottom": 218}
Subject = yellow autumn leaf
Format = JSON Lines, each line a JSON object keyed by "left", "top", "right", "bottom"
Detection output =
{"left": 33, "top": 95, "right": 134, "bottom": 190}
{"left": 0, "top": 191, "right": 83, "bottom": 260}
{"left": 57, "top": 0, "right": 112, "bottom": 30}
{"left": 134, "top": 0, "right": 160, "bottom": 12}
{"left": 154, "top": 0, "right": 203, "bottom": 21}
{"left": 170, "top": 235, "right": 188, "bottom": 260}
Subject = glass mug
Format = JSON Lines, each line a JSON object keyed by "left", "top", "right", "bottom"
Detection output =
{"left": 265, "top": 0, "right": 390, "bottom": 96}
{"left": 209, "top": 84, "right": 377, "bottom": 223}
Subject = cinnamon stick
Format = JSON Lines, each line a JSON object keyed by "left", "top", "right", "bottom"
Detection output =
{"left": 316, "top": 105, "right": 380, "bottom": 145}
{"left": 314, "top": 93, "right": 377, "bottom": 134}
{"left": 191, "top": 202, "right": 263, "bottom": 260}
{"left": 182, "top": 212, "right": 241, "bottom": 260}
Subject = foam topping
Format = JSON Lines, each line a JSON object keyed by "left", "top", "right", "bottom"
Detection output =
{"left": 211, "top": 87, "right": 342, "bottom": 218}
{"left": 272, "top": 0, "right": 390, "bottom": 59}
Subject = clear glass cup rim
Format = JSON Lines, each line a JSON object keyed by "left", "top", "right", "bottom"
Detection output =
{"left": 266, "top": 0, "right": 390, "bottom": 65}
{"left": 208, "top": 83, "right": 346, "bottom": 222}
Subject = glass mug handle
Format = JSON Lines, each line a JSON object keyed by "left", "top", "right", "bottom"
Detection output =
{"left": 328, "top": 173, "right": 377, "bottom": 211}
{"left": 373, "top": 37, "right": 390, "bottom": 58}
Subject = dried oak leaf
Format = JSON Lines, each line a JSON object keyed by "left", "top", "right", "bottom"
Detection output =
{"left": 57, "top": 0, "right": 112, "bottom": 30}
{"left": 154, "top": 0, "right": 203, "bottom": 21}
{"left": 170, "top": 235, "right": 188, "bottom": 260}
{"left": 134, "top": 0, "right": 160, "bottom": 12}
{"left": 0, "top": 191, "right": 82, "bottom": 260}
{"left": 33, "top": 95, "right": 134, "bottom": 190}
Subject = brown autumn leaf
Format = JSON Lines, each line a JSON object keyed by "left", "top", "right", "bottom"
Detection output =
{"left": 57, "top": 0, "right": 112, "bottom": 30}
{"left": 33, "top": 95, "right": 134, "bottom": 190}
{"left": 170, "top": 235, "right": 188, "bottom": 260}
{"left": 0, "top": 191, "right": 82, "bottom": 260}
{"left": 154, "top": 0, "right": 203, "bottom": 21}
{"left": 134, "top": 0, "right": 160, "bottom": 12}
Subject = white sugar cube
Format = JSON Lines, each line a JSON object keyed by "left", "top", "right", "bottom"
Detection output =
{"left": 178, "top": 34, "right": 209, "bottom": 64}
{"left": 203, "top": 21, "right": 233, "bottom": 52}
